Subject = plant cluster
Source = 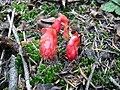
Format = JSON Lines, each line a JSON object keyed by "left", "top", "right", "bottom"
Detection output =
{"left": 39, "top": 13, "right": 80, "bottom": 61}
{"left": 1, "top": 1, "right": 119, "bottom": 89}
{"left": 31, "top": 63, "right": 63, "bottom": 85}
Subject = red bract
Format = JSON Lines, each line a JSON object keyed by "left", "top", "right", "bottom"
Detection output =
{"left": 39, "top": 27, "right": 58, "bottom": 60}
{"left": 66, "top": 32, "right": 80, "bottom": 61}
{"left": 63, "top": 27, "right": 69, "bottom": 40}
{"left": 41, "top": 28, "right": 47, "bottom": 34}
{"left": 52, "top": 20, "right": 62, "bottom": 33}
{"left": 39, "top": 13, "right": 75, "bottom": 60}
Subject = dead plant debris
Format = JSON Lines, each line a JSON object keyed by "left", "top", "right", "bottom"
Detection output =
{"left": 0, "top": 0, "right": 120, "bottom": 90}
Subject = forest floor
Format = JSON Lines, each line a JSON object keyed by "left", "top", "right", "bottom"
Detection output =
{"left": 0, "top": 0, "right": 120, "bottom": 90}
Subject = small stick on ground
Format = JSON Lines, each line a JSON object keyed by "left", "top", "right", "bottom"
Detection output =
{"left": 8, "top": 8, "right": 15, "bottom": 38}
{"left": 109, "top": 76, "right": 120, "bottom": 89}
{"left": 85, "top": 62, "right": 96, "bottom": 90}
{"left": 9, "top": 55, "right": 18, "bottom": 90}
{"left": 0, "top": 50, "right": 5, "bottom": 73}
{"left": 7, "top": 11, "right": 32, "bottom": 90}
{"left": 112, "top": 39, "right": 120, "bottom": 52}
{"left": 79, "top": 67, "right": 96, "bottom": 89}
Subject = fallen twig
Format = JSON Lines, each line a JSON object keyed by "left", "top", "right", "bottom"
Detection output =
{"left": 9, "top": 55, "right": 18, "bottom": 90}
{"left": 0, "top": 50, "right": 5, "bottom": 73}
{"left": 109, "top": 76, "right": 120, "bottom": 89}
{"left": 7, "top": 11, "right": 32, "bottom": 90}
{"left": 64, "top": 77, "right": 76, "bottom": 88}
{"left": 79, "top": 67, "right": 96, "bottom": 89}
{"left": 93, "top": 49, "right": 118, "bottom": 54}
{"left": 0, "top": 57, "right": 11, "bottom": 67}
{"left": 112, "top": 39, "right": 120, "bottom": 52}
{"left": 85, "top": 62, "right": 96, "bottom": 90}
{"left": 8, "top": 8, "right": 15, "bottom": 38}
{"left": 69, "top": 9, "right": 86, "bottom": 19}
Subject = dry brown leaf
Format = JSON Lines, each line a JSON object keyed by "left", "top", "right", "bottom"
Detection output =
{"left": 90, "top": 9, "right": 103, "bottom": 18}
{"left": 68, "top": 0, "right": 82, "bottom": 2}
{"left": 21, "top": 37, "right": 35, "bottom": 46}
{"left": 41, "top": 17, "right": 56, "bottom": 23}
{"left": 0, "top": 35, "right": 18, "bottom": 54}
{"left": 21, "top": 41, "right": 27, "bottom": 46}
{"left": 27, "top": 37, "right": 35, "bottom": 43}
{"left": 27, "top": 4, "right": 34, "bottom": 10}
{"left": 117, "top": 24, "right": 120, "bottom": 37}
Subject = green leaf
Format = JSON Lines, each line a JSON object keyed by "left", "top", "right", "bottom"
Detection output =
{"left": 115, "top": 7, "right": 120, "bottom": 15}
{"left": 102, "top": 1, "right": 118, "bottom": 12}
{"left": 112, "top": 0, "right": 120, "bottom": 5}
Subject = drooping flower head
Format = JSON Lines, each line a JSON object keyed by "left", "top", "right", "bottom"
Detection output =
{"left": 66, "top": 32, "right": 80, "bottom": 61}
{"left": 39, "top": 13, "right": 71, "bottom": 60}
{"left": 57, "top": 13, "right": 70, "bottom": 40}
{"left": 57, "top": 13, "right": 69, "bottom": 27}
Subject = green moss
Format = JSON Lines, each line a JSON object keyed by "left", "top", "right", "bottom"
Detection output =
{"left": 80, "top": 57, "right": 96, "bottom": 66}
{"left": 30, "top": 63, "right": 63, "bottom": 85}
{"left": 40, "top": 3, "right": 57, "bottom": 17}
{"left": 12, "top": 3, "right": 27, "bottom": 11}
{"left": 15, "top": 55, "right": 23, "bottom": 75}
{"left": 24, "top": 40, "right": 41, "bottom": 62}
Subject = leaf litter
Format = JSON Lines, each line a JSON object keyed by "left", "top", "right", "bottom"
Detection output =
{"left": 0, "top": 0, "right": 120, "bottom": 90}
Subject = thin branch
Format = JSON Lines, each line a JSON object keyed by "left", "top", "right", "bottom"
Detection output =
{"left": 8, "top": 8, "right": 15, "bottom": 38}
{"left": 19, "top": 46, "right": 32, "bottom": 90}
{"left": 7, "top": 14, "right": 20, "bottom": 45}
{"left": 79, "top": 67, "right": 96, "bottom": 89}
{"left": 109, "top": 76, "right": 120, "bottom": 89}
{"left": 64, "top": 77, "right": 76, "bottom": 88}
{"left": 112, "top": 39, "right": 120, "bottom": 52}
{"left": 85, "top": 63, "right": 96, "bottom": 90}
{"left": 0, "top": 58, "right": 11, "bottom": 67}
{"left": 93, "top": 49, "right": 118, "bottom": 54}
{"left": 9, "top": 55, "right": 18, "bottom": 90}
{"left": 0, "top": 50, "right": 5, "bottom": 73}
{"left": 7, "top": 12, "right": 32, "bottom": 90}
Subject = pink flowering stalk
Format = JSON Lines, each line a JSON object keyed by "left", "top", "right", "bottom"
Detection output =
{"left": 39, "top": 13, "right": 71, "bottom": 60}
{"left": 39, "top": 27, "right": 58, "bottom": 59}
{"left": 57, "top": 13, "right": 70, "bottom": 40}
{"left": 52, "top": 20, "right": 62, "bottom": 33}
{"left": 66, "top": 32, "right": 80, "bottom": 61}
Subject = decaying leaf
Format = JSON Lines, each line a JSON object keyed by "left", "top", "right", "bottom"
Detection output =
{"left": 41, "top": 17, "right": 56, "bottom": 23}
{"left": 0, "top": 35, "right": 18, "bottom": 53}
{"left": 27, "top": 4, "right": 34, "bottom": 10}
{"left": 36, "top": 15, "right": 55, "bottom": 29}
{"left": 0, "top": 35, "right": 18, "bottom": 59}
{"left": 84, "top": 48, "right": 96, "bottom": 59}
{"left": 42, "top": 0, "right": 85, "bottom": 8}
{"left": 114, "top": 24, "right": 120, "bottom": 42}
{"left": 36, "top": 83, "right": 62, "bottom": 90}
{"left": 37, "top": 20, "right": 52, "bottom": 29}
{"left": 96, "top": 0, "right": 108, "bottom": 4}
{"left": 21, "top": 37, "right": 35, "bottom": 46}
{"left": 117, "top": 24, "right": 120, "bottom": 37}
{"left": 21, "top": 41, "right": 27, "bottom": 46}
{"left": 90, "top": 9, "right": 103, "bottom": 18}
